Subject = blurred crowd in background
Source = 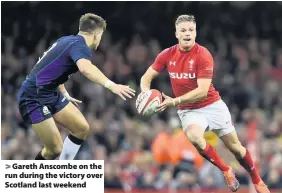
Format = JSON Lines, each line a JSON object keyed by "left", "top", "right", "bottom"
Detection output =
{"left": 1, "top": 1, "right": 282, "bottom": 192}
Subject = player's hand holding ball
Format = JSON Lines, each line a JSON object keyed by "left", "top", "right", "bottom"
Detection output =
{"left": 155, "top": 93, "right": 175, "bottom": 112}
{"left": 136, "top": 89, "right": 163, "bottom": 116}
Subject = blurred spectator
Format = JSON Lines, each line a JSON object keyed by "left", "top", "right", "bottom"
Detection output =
{"left": 174, "top": 171, "right": 199, "bottom": 190}
{"left": 104, "top": 162, "right": 123, "bottom": 189}
{"left": 136, "top": 171, "right": 156, "bottom": 189}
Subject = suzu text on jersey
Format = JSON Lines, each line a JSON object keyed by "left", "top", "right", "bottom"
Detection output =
{"left": 169, "top": 72, "right": 196, "bottom": 79}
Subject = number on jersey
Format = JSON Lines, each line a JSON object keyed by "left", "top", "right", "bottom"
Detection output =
{"left": 36, "top": 43, "right": 57, "bottom": 64}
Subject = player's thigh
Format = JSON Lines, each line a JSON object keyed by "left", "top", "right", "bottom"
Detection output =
{"left": 32, "top": 117, "right": 63, "bottom": 152}
{"left": 53, "top": 102, "right": 89, "bottom": 137}
{"left": 18, "top": 86, "right": 63, "bottom": 152}
{"left": 200, "top": 100, "right": 235, "bottom": 137}
{"left": 177, "top": 110, "right": 208, "bottom": 141}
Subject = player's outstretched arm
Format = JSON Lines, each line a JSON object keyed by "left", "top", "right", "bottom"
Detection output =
{"left": 76, "top": 59, "right": 135, "bottom": 100}
{"left": 140, "top": 67, "right": 160, "bottom": 92}
{"left": 58, "top": 84, "right": 82, "bottom": 106}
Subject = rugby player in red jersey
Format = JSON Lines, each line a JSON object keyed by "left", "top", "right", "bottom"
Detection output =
{"left": 140, "top": 15, "right": 270, "bottom": 193}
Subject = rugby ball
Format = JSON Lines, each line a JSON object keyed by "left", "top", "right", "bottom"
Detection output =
{"left": 136, "top": 89, "right": 162, "bottom": 116}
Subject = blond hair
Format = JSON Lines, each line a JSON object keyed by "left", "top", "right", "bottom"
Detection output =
{"left": 175, "top": 15, "right": 196, "bottom": 26}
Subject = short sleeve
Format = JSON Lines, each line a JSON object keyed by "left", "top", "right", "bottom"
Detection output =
{"left": 197, "top": 47, "right": 214, "bottom": 79}
{"left": 151, "top": 49, "right": 168, "bottom": 72}
{"left": 69, "top": 41, "right": 92, "bottom": 63}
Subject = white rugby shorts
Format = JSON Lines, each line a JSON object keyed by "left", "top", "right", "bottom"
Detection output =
{"left": 177, "top": 99, "right": 235, "bottom": 137}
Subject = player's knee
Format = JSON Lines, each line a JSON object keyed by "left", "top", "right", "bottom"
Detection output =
{"left": 228, "top": 142, "right": 246, "bottom": 158}
{"left": 74, "top": 121, "right": 90, "bottom": 140}
{"left": 80, "top": 121, "right": 90, "bottom": 136}
{"left": 192, "top": 137, "right": 206, "bottom": 151}
{"left": 185, "top": 127, "right": 206, "bottom": 150}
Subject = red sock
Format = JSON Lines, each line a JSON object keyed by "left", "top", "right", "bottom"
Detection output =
{"left": 237, "top": 149, "right": 261, "bottom": 184}
{"left": 200, "top": 143, "right": 230, "bottom": 171}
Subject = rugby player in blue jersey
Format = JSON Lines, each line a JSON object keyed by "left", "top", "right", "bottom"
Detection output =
{"left": 18, "top": 13, "right": 135, "bottom": 160}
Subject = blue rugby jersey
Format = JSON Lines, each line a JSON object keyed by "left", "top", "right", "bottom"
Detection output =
{"left": 26, "top": 35, "right": 92, "bottom": 89}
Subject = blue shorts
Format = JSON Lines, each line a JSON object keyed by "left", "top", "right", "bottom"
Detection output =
{"left": 17, "top": 81, "right": 69, "bottom": 124}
